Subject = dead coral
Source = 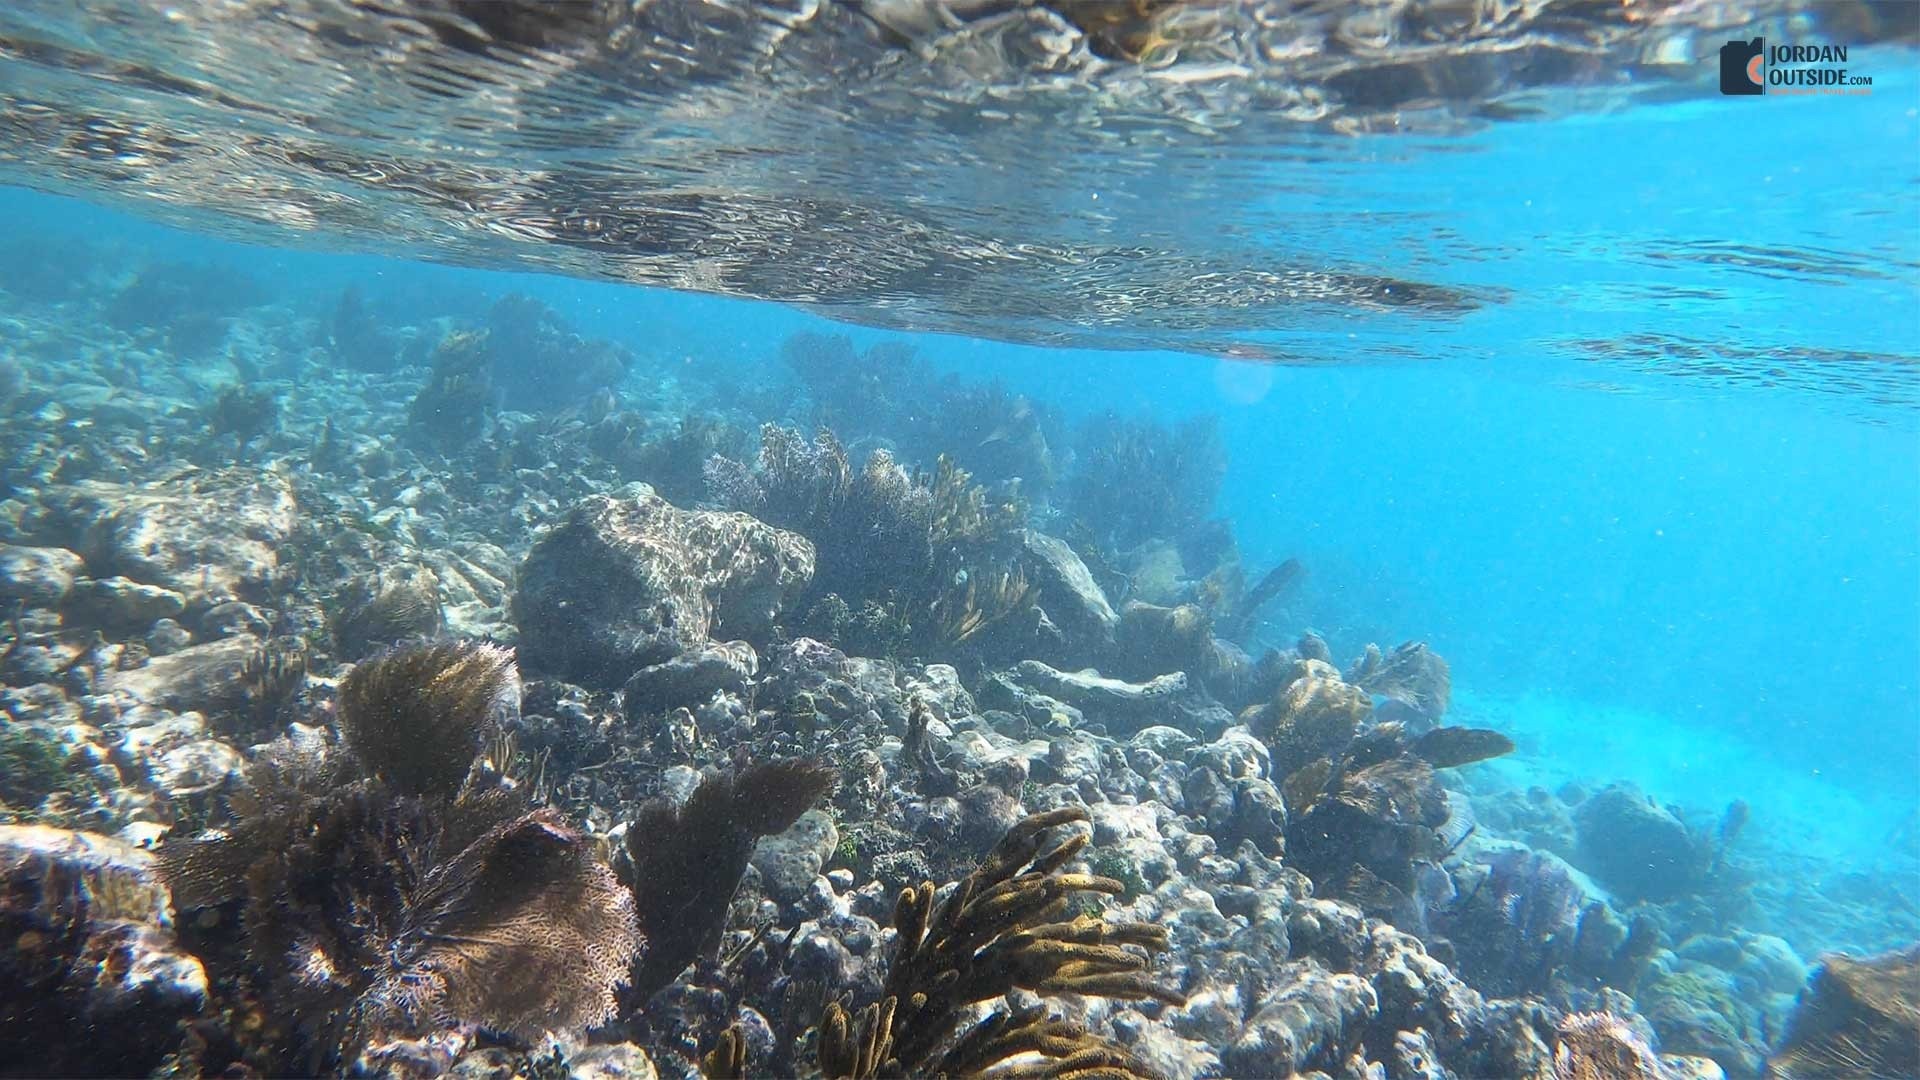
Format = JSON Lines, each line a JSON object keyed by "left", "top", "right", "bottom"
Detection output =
{"left": 623, "top": 758, "right": 838, "bottom": 999}
{"left": 816, "top": 806, "right": 1182, "bottom": 1079}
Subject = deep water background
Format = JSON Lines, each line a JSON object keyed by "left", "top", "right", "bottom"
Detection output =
{"left": 3, "top": 49, "right": 1916, "bottom": 891}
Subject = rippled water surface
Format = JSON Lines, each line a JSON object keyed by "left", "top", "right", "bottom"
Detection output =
{"left": 0, "top": 1, "right": 1913, "bottom": 381}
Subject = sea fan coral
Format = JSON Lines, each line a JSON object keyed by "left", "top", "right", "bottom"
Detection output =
{"left": 1769, "top": 944, "right": 1920, "bottom": 1079}
{"left": 329, "top": 562, "right": 445, "bottom": 661}
{"left": 335, "top": 641, "right": 518, "bottom": 798}
{"left": 623, "top": 758, "right": 838, "bottom": 999}
{"left": 365, "top": 808, "right": 637, "bottom": 1037}
{"left": 157, "top": 641, "right": 637, "bottom": 1069}
{"left": 1554, "top": 1012, "right": 1663, "bottom": 1080}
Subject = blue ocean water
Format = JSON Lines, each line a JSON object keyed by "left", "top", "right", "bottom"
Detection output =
{"left": 5, "top": 53, "right": 1914, "bottom": 895}
{"left": 0, "top": 8, "right": 1916, "bottom": 1074}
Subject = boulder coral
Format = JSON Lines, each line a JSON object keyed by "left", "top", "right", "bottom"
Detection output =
{"left": 513, "top": 486, "right": 815, "bottom": 687}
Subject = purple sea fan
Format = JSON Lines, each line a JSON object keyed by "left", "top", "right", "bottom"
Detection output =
{"left": 367, "top": 808, "right": 641, "bottom": 1038}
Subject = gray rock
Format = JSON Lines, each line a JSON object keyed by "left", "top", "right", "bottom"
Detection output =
{"left": 199, "top": 600, "right": 273, "bottom": 639}
{"left": 0, "top": 824, "right": 208, "bottom": 1075}
{"left": 514, "top": 487, "right": 814, "bottom": 687}
{"left": 751, "top": 808, "right": 837, "bottom": 904}
{"left": 101, "top": 634, "right": 262, "bottom": 715}
{"left": 144, "top": 618, "right": 192, "bottom": 655}
{"left": 623, "top": 640, "right": 757, "bottom": 715}
{"left": 1573, "top": 784, "right": 1709, "bottom": 902}
{"left": 64, "top": 576, "right": 188, "bottom": 630}
{"left": 0, "top": 543, "right": 84, "bottom": 607}
{"left": 1019, "top": 530, "right": 1117, "bottom": 651}
{"left": 151, "top": 737, "right": 246, "bottom": 797}
{"left": 901, "top": 663, "right": 976, "bottom": 725}
{"left": 567, "top": 1043, "right": 658, "bottom": 1080}
{"left": 41, "top": 468, "right": 297, "bottom": 608}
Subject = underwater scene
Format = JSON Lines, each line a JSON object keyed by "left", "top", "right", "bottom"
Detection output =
{"left": 0, "top": 2, "right": 1916, "bottom": 1078}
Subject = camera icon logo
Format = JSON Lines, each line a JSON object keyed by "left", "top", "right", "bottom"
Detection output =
{"left": 1721, "top": 37, "right": 1765, "bottom": 95}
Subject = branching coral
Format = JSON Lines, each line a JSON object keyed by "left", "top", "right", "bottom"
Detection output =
{"left": 706, "top": 424, "right": 1030, "bottom": 659}
{"left": 407, "top": 330, "right": 495, "bottom": 451}
{"left": 157, "top": 641, "right": 638, "bottom": 1068}
{"left": 623, "top": 759, "right": 838, "bottom": 999}
{"left": 1065, "top": 411, "right": 1225, "bottom": 554}
{"left": 815, "top": 806, "right": 1183, "bottom": 1079}
{"left": 234, "top": 635, "right": 308, "bottom": 740}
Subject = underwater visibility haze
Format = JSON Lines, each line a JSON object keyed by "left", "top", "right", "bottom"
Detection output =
{"left": 0, "top": 2, "right": 1915, "bottom": 1078}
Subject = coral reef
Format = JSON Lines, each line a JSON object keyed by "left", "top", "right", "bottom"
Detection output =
{"left": 0, "top": 256, "right": 1903, "bottom": 1080}
{"left": 1065, "top": 411, "right": 1225, "bottom": 554}
{"left": 484, "top": 294, "right": 631, "bottom": 413}
{"left": 815, "top": 806, "right": 1180, "bottom": 1079}
{"left": 328, "top": 561, "right": 445, "bottom": 660}
{"left": 1574, "top": 784, "right": 1713, "bottom": 903}
{"left": 513, "top": 486, "right": 815, "bottom": 687}
{"left": 624, "top": 759, "right": 837, "bottom": 999}
{"left": 705, "top": 424, "right": 1040, "bottom": 663}
{"left": 1347, "top": 641, "right": 1452, "bottom": 726}
{"left": 408, "top": 330, "right": 495, "bottom": 451}
{"left": 157, "top": 642, "right": 639, "bottom": 1070}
